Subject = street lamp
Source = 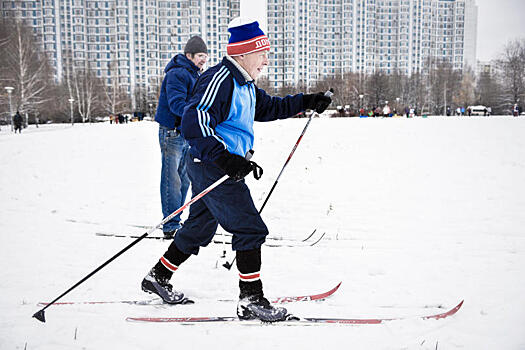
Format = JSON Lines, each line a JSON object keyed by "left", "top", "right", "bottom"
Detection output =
{"left": 148, "top": 103, "right": 153, "bottom": 118}
{"left": 68, "top": 98, "right": 75, "bottom": 126}
{"left": 396, "top": 97, "right": 400, "bottom": 114}
{"left": 5, "top": 86, "right": 14, "bottom": 131}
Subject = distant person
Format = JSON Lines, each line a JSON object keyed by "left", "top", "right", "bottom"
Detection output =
{"left": 513, "top": 104, "right": 519, "bottom": 117}
{"left": 487, "top": 107, "right": 492, "bottom": 116}
{"left": 383, "top": 104, "right": 391, "bottom": 117}
{"left": 446, "top": 106, "right": 451, "bottom": 116}
{"left": 154, "top": 35, "right": 208, "bottom": 239}
{"left": 13, "top": 111, "right": 23, "bottom": 133}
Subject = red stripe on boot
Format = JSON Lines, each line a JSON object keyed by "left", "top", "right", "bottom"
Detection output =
{"left": 160, "top": 256, "right": 179, "bottom": 272}
{"left": 239, "top": 272, "right": 260, "bottom": 281}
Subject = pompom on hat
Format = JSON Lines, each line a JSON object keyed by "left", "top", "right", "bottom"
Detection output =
{"left": 227, "top": 18, "right": 270, "bottom": 56}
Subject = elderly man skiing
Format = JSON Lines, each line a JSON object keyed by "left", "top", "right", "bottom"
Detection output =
{"left": 141, "top": 18, "right": 332, "bottom": 322}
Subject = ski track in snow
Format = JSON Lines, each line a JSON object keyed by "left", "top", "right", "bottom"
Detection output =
{"left": 1, "top": 117, "right": 524, "bottom": 349}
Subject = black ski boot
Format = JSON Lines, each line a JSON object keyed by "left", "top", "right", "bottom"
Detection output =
{"left": 141, "top": 269, "right": 185, "bottom": 304}
{"left": 163, "top": 230, "right": 175, "bottom": 240}
{"left": 237, "top": 293, "right": 288, "bottom": 322}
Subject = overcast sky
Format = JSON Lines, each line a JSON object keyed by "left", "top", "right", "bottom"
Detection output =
{"left": 475, "top": 0, "right": 525, "bottom": 61}
{"left": 240, "top": 0, "right": 525, "bottom": 62}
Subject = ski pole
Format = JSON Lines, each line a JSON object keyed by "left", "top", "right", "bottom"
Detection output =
{"left": 222, "top": 89, "right": 334, "bottom": 270}
{"left": 33, "top": 174, "right": 229, "bottom": 323}
{"left": 259, "top": 113, "right": 312, "bottom": 213}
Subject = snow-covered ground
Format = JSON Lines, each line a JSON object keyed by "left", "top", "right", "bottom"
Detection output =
{"left": 1, "top": 116, "right": 524, "bottom": 349}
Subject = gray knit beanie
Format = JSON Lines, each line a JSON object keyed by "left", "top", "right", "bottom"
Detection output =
{"left": 184, "top": 36, "right": 208, "bottom": 54}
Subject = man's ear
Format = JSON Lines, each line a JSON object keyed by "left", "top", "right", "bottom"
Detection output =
{"left": 185, "top": 53, "right": 194, "bottom": 60}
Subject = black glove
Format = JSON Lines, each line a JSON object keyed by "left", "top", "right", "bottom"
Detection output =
{"left": 303, "top": 92, "right": 332, "bottom": 113}
{"left": 214, "top": 150, "right": 263, "bottom": 181}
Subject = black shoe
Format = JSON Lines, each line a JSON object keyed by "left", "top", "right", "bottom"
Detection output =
{"left": 141, "top": 270, "right": 185, "bottom": 304}
{"left": 163, "top": 230, "right": 175, "bottom": 239}
{"left": 237, "top": 294, "right": 288, "bottom": 322}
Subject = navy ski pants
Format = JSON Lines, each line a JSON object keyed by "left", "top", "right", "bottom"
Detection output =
{"left": 173, "top": 154, "right": 268, "bottom": 255}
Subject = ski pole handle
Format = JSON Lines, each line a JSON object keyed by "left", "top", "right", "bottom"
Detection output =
{"left": 311, "top": 88, "right": 334, "bottom": 114}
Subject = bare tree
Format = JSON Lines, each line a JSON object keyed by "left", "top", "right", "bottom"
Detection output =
{"left": 312, "top": 71, "right": 358, "bottom": 109}
{"left": 342, "top": 72, "right": 364, "bottom": 111}
{"left": 476, "top": 69, "right": 504, "bottom": 113}
{"left": 426, "top": 60, "right": 461, "bottom": 115}
{"left": 68, "top": 60, "right": 105, "bottom": 123}
{"left": 404, "top": 72, "right": 426, "bottom": 113}
{"left": 103, "top": 58, "right": 131, "bottom": 116}
{"left": 387, "top": 70, "right": 406, "bottom": 111}
{"left": 366, "top": 70, "right": 389, "bottom": 108}
{"left": 453, "top": 67, "right": 476, "bottom": 110}
{"left": 497, "top": 39, "right": 525, "bottom": 111}
{"left": 1, "top": 19, "right": 52, "bottom": 117}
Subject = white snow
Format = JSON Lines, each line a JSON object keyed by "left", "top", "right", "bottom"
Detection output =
{"left": 1, "top": 116, "right": 524, "bottom": 349}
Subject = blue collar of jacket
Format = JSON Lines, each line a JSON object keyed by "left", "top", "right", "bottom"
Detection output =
{"left": 222, "top": 56, "right": 254, "bottom": 86}
{"left": 165, "top": 53, "right": 200, "bottom": 74}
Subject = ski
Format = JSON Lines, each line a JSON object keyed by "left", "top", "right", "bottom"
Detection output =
{"left": 67, "top": 219, "right": 155, "bottom": 230}
{"left": 38, "top": 282, "right": 341, "bottom": 307}
{"left": 37, "top": 298, "right": 195, "bottom": 307}
{"left": 215, "top": 229, "right": 319, "bottom": 243}
{"left": 265, "top": 232, "right": 326, "bottom": 247}
{"left": 95, "top": 229, "right": 323, "bottom": 246}
{"left": 95, "top": 232, "right": 167, "bottom": 240}
{"left": 126, "top": 300, "right": 464, "bottom": 325}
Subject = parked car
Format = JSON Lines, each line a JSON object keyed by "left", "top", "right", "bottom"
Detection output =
{"left": 94, "top": 116, "right": 110, "bottom": 122}
{"left": 467, "top": 105, "right": 489, "bottom": 116}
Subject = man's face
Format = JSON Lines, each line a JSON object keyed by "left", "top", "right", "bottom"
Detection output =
{"left": 188, "top": 53, "right": 208, "bottom": 69}
{"left": 236, "top": 50, "right": 269, "bottom": 80}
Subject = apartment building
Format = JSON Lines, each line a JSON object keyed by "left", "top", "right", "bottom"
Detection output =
{"left": 1, "top": 0, "right": 240, "bottom": 108}
{"left": 2, "top": 0, "right": 477, "bottom": 95}
{"left": 266, "top": 0, "right": 477, "bottom": 89}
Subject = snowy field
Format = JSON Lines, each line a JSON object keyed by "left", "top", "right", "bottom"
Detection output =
{"left": 1, "top": 116, "right": 524, "bottom": 349}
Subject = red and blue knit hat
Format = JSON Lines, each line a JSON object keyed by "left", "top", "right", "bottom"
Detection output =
{"left": 227, "top": 18, "right": 270, "bottom": 56}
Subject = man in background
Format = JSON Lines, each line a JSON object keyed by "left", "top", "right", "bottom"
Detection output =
{"left": 154, "top": 36, "right": 208, "bottom": 239}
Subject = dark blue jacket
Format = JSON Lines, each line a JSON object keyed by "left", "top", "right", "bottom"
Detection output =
{"left": 182, "top": 57, "right": 305, "bottom": 162}
{"left": 155, "top": 54, "right": 201, "bottom": 130}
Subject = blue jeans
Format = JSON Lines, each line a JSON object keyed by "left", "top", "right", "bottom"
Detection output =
{"left": 159, "top": 125, "right": 190, "bottom": 232}
{"left": 174, "top": 154, "right": 268, "bottom": 255}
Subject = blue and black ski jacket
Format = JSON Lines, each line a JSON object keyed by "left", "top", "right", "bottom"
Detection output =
{"left": 181, "top": 56, "right": 305, "bottom": 162}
